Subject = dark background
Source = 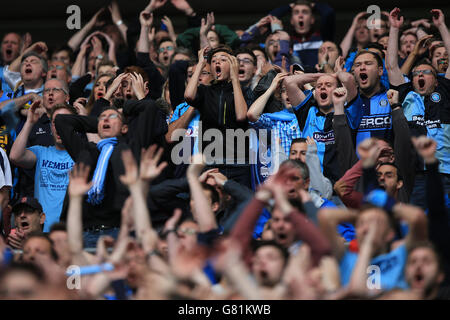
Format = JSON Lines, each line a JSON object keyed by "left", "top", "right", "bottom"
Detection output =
{"left": 1, "top": 0, "right": 449, "bottom": 49}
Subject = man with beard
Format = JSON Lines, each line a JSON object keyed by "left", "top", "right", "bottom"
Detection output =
{"left": 387, "top": 8, "right": 450, "bottom": 209}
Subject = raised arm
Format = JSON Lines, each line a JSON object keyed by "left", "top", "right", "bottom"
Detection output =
{"left": 186, "top": 154, "right": 218, "bottom": 232}
{"left": 431, "top": 9, "right": 450, "bottom": 79}
{"left": 227, "top": 54, "right": 248, "bottom": 122}
{"left": 247, "top": 72, "right": 288, "bottom": 122}
{"left": 120, "top": 145, "right": 167, "bottom": 254}
{"left": 184, "top": 47, "right": 207, "bottom": 103}
{"left": 340, "top": 12, "right": 366, "bottom": 58}
{"left": 284, "top": 73, "right": 324, "bottom": 106}
{"left": 67, "top": 163, "right": 95, "bottom": 266}
{"left": 386, "top": 8, "right": 406, "bottom": 86}
{"left": 9, "top": 100, "right": 41, "bottom": 169}
{"left": 137, "top": 9, "right": 153, "bottom": 54}
{"left": 318, "top": 207, "right": 358, "bottom": 260}
{"left": 392, "top": 203, "right": 427, "bottom": 250}
{"left": 108, "top": 1, "right": 128, "bottom": 45}
{"left": 67, "top": 8, "right": 104, "bottom": 51}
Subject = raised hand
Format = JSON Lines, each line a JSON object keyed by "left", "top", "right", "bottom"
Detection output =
{"left": 269, "top": 72, "right": 289, "bottom": 91}
{"left": 164, "top": 208, "right": 183, "bottom": 231}
{"left": 139, "top": 10, "right": 153, "bottom": 28}
{"left": 130, "top": 72, "right": 147, "bottom": 100}
{"left": 334, "top": 56, "right": 345, "bottom": 73}
{"left": 108, "top": 0, "right": 123, "bottom": 25}
{"left": 120, "top": 149, "right": 139, "bottom": 186}
{"left": 27, "top": 99, "right": 45, "bottom": 124}
{"left": 148, "top": 0, "right": 168, "bottom": 11}
{"left": 389, "top": 8, "right": 403, "bottom": 29}
{"left": 386, "top": 89, "right": 399, "bottom": 106}
{"left": 411, "top": 136, "right": 437, "bottom": 164}
{"left": 431, "top": 9, "right": 445, "bottom": 28}
{"left": 331, "top": 87, "right": 348, "bottom": 105}
{"left": 357, "top": 138, "right": 381, "bottom": 168}
{"left": 73, "top": 97, "right": 88, "bottom": 116}
{"left": 227, "top": 55, "right": 240, "bottom": 81}
{"left": 68, "top": 163, "right": 93, "bottom": 197}
{"left": 139, "top": 144, "right": 168, "bottom": 182}
{"left": 104, "top": 72, "right": 128, "bottom": 100}
{"left": 187, "top": 153, "right": 205, "bottom": 177}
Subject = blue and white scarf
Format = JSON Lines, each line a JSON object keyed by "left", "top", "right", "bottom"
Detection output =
{"left": 87, "top": 137, "right": 118, "bottom": 205}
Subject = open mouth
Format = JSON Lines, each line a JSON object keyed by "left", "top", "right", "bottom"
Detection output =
{"left": 25, "top": 67, "right": 33, "bottom": 74}
{"left": 320, "top": 92, "right": 328, "bottom": 100}
{"left": 6, "top": 49, "right": 12, "bottom": 56}
{"left": 21, "top": 221, "right": 29, "bottom": 228}
{"left": 103, "top": 124, "right": 111, "bottom": 130}
{"left": 126, "top": 94, "right": 132, "bottom": 100}
{"left": 259, "top": 270, "right": 268, "bottom": 279}
{"left": 215, "top": 66, "right": 222, "bottom": 78}
{"left": 48, "top": 97, "right": 54, "bottom": 104}
{"left": 418, "top": 79, "right": 425, "bottom": 89}
{"left": 97, "top": 92, "right": 104, "bottom": 98}
{"left": 50, "top": 73, "right": 57, "bottom": 79}
{"left": 277, "top": 233, "right": 287, "bottom": 240}
{"left": 299, "top": 21, "right": 304, "bottom": 28}
{"left": 360, "top": 73, "right": 368, "bottom": 83}
{"left": 238, "top": 68, "right": 245, "bottom": 75}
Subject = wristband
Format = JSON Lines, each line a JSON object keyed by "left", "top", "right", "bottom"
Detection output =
{"left": 116, "top": 20, "right": 123, "bottom": 26}
{"left": 390, "top": 103, "right": 402, "bottom": 109}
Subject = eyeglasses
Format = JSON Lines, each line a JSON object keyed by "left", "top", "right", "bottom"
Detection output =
{"left": 43, "top": 88, "right": 66, "bottom": 94}
{"left": 237, "top": 58, "right": 254, "bottom": 65}
{"left": 49, "top": 65, "right": 64, "bottom": 70}
{"left": 158, "top": 46, "right": 174, "bottom": 53}
{"left": 412, "top": 69, "right": 434, "bottom": 77}
{"left": 98, "top": 113, "right": 120, "bottom": 121}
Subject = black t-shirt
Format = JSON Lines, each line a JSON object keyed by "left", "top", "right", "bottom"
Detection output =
{"left": 191, "top": 81, "right": 250, "bottom": 164}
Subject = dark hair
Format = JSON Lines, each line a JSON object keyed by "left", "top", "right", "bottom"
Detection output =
{"left": 0, "top": 262, "right": 46, "bottom": 285}
{"left": 252, "top": 240, "right": 289, "bottom": 264}
{"left": 354, "top": 49, "right": 384, "bottom": 68}
{"left": 408, "top": 241, "right": 444, "bottom": 274}
{"left": 49, "top": 222, "right": 67, "bottom": 234}
{"left": 366, "top": 42, "right": 386, "bottom": 60}
{"left": 234, "top": 47, "right": 257, "bottom": 66}
{"left": 23, "top": 232, "right": 59, "bottom": 261}
{"left": 291, "top": 138, "right": 307, "bottom": 145}
{"left": 49, "top": 103, "right": 77, "bottom": 120}
{"left": 85, "top": 73, "right": 115, "bottom": 114}
{"left": 207, "top": 45, "right": 233, "bottom": 64}
{"left": 123, "top": 65, "right": 150, "bottom": 84}
{"left": 377, "top": 162, "right": 403, "bottom": 182}
{"left": 249, "top": 45, "right": 268, "bottom": 61}
{"left": 322, "top": 41, "right": 343, "bottom": 57}
{"left": 359, "top": 204, "right": 399, "bottom": 234}
{"left": 292, "top": 0, "right": 313, "bottom": 11}
{"left": 157, "top": 37, "right": 174, "bottom": 49}
{"left": 280, "top": 159, "right": 310, "bottom": 180}
{"left": 51, "top": 44, "right": 74, "bottom": 64}
{"left": 412, "top": 59, "right": 437, "bottom": 78}
{"left": 201, "top": 183, "right": 220, "bottom": 206}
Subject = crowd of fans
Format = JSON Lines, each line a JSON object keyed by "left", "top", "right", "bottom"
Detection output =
{"left": 0, "top": 0, "right": 449, "bottom": 300}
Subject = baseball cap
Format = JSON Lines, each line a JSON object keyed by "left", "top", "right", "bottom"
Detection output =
{"left": 12, "top": 197, "right": 43, "bottom": 215}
